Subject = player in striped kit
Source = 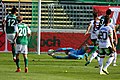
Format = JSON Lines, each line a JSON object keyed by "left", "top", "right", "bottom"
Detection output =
{"left": 85, "top": 12, "right": 100, "bottom": 66}
{"left": 13, "top": 16, "right": 31, "bottom": 73}
{"left": 98, "top": 16, "right": 116, "bottom": 75}
{"left": 99, "top": 9, "right": 118, "bottom": 66}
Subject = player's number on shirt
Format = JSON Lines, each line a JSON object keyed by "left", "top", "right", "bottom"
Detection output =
{"left": 18, "top": 28, "right": 27, "bottom": 36}
{"left": 7, "top": 19, "right": 16, "bottom": 27}
{"left": 99, "top": 31, "right": 107, "bottom": 40}
{"left": 100, "top": 19, "right": 104, "bottom": 25}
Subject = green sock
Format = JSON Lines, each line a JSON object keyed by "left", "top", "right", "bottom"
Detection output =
{"left": 11, "top": 43, "right": 16, "bottom": 58}
{"left": 24, "top": 58, "right": 28, "bottom": 67}
{"left": 16, "top": 59, "right": 20, "bottom": 68}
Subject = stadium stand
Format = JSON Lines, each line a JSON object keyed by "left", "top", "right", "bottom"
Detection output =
{"left": 31, "top": 0, "right": 74, "bottom": 29}
{"left": 4, "top": 2, "right": 32, "bottom": 27}
{"left": 0, "top": 2, "right": 4, "bottom": 30}
{"left": 0, "top": 0, "right": 120, "bottom": 30}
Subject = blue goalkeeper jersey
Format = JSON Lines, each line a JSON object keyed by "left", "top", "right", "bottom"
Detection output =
{"left": 55, "top": 46, "right": 94, "bottom": 55}
{"left": 55, "top": 48, "right": 75, "bottom": 52}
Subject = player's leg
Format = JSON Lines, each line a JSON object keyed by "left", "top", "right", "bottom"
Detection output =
{"left": 11, "top": 42, "right": 16, "bottom": 61}
{"left": 85, "top": 51, "right": 98, "bottom": 66}
{"left": 113, "top": 42, "right": 117, "bottom": 66}
{"left": 23, "top": 54, "right": 28, "bottom": 73}
{"left": 112, "top": 51, "right": 117, "bottom": 66}
{"left": 22, "top": 45, "right": 28, "bottom": 73}
{"left": 98, "top": 48, "right": 106, "bottom": 75}
{"left": 68, "top": 51, "right": 83, "bottom": 59}
{"left": 7, "top": 34, "right": 16, "bottom": 62}
{"left": 99, "top": 57, "right": 106, "bottom": 75}
{"left": 102, "top": 56, "right": 114, "bottom": 74}
{"left": 102, "top": 48, "right": 114, "bottom": 74}
{"left": 90, "top": 52, "right": 98, "bottom": 62}
{"left": 84, "top": 53, "right": 88, "bottom": 61}
{"left": 15, "top": 44, "right": 21, "bottom": 72}
{"left": 15, "top": 53, "right": 21, "bottom": 72}
{"left": 85, "top": 45, "right": 98, "bottom": 66}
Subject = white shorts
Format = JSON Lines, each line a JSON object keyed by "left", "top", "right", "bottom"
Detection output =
{"left": 7, "top": 33, "right": 15, "bottom": 43}
{"left": 15, "top": 44, "right": 28, "bottom": 54}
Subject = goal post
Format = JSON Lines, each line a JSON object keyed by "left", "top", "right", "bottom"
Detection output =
{"left": 38, "top": 0, "right": 41, "bottom": 55}
{"left": 31, "top": 0, "right": 41, "bottom": 55}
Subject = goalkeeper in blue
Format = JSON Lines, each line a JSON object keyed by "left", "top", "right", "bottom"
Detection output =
{"left": 48, "top": 45, "right": 95, "bottom": 61}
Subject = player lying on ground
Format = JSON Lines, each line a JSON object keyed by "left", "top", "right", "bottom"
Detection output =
{"left": 48, "top": 45, "right": 96, "bottom": 61}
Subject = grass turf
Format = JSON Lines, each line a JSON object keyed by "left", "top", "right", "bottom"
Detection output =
{"left": 0, "top": 53, "right": 120, "bottom": 80}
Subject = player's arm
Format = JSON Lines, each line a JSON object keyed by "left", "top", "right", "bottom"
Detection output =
{"left": 109, "top": 31, "right": 116, "bottom": 52}
{"left": 13, "top": 25, "right": 18, "bottom": 43}
{"left": 2, "top": 15, "right": 8, "bottom": 33}
{"left": 85, "top": 22, "right": 92, "bottom": 35}
{"left": 27, "top": 26, "right": 31, "bottom": 37}
{"left": 113, "top": 26, "right": 118, "bottom": 45}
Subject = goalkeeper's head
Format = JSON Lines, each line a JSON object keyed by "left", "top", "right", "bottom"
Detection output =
{"left": 17, "top": 16, "right": 23, "bottom": 23}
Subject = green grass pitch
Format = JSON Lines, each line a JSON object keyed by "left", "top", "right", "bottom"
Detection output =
{"left": 0, "top": 53, "right": 120, "bottom": 80}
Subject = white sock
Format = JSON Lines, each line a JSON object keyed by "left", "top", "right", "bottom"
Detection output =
{"left": 97, "top": 57, "right": 100, "bottom": 63}
{"left": 99, "top": 58, "right": 104, "bottom": 73}
{"left": 103, "top": 56, "right": 114, "bottom": 70}
{"left": 113, "top": 52, "right": 117, "bottom": 64}
{"left": 89, "top": 52, "right": 98, "bottom": 62}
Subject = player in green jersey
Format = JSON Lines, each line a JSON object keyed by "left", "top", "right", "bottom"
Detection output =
{"left": 2, "top": 7, "right": 18, "bottom": 62}
{"left": 13, "top": 16, "right": 31, "bottom": 73}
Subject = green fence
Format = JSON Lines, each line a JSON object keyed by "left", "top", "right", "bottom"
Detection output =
{"left": 28, "top": 0, "right": 38, "bottom": 52}
{"left": 31, "top": 0, "right": 38, "bottom": 29}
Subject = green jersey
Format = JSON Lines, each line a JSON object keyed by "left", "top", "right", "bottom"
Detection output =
{"left": 14, "top": 23, "right": 31, "bottom": 45}
{"left": 5, "top": 14, "right": 17, "bottom": 34}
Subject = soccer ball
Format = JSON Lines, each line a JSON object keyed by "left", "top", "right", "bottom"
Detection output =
{"left": 48, "top": 49, "right": 55, "bottom": 53}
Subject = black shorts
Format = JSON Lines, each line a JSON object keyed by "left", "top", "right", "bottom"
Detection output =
{"left": 99, "top": 47, "right": 113, "bottom": 56}
{"left": 91, "top": 39, "right": 97, "bottom": 46}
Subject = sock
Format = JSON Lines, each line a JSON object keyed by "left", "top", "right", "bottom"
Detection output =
{"left": 103, "top": 56, "right": 114, "bottom": 70}
{"left": 89, "top": 51, "right": 98, "bottom": 62}
{"left": 11, "top": 43, "right": 16, "bottom": 58}
{"left": 113, "top": 52, "right": 117, "bottom": 64}
{"left": 16, "top": 59, "right": 20, "bottom": 69}
{"left": 84, "top": 53, "right": 88, "bottom": 61}
{"left": 24, "top": 58, "right": 28, "bottom": 67}
{"left": 99, "top": 58, "right": 104, "bottom": 73}
{"left": 97, "top": 56, "right": 100, "bottom": 63}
